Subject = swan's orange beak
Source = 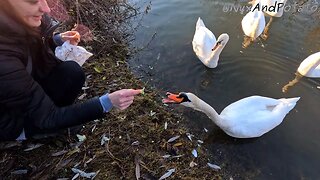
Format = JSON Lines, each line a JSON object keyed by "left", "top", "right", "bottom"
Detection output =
{"left": 162, "top": 92, "right": 183, "bottom": 104}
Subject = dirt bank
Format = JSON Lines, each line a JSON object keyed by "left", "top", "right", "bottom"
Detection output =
{"left": 0, "top": 0, "right": 225, "bottom": 179}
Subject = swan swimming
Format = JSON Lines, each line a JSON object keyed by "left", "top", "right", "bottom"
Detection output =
{"left": 163, "top": 92, "right": 299, "bottom": 138}
{"left": 192, "top": 17, "right": 229, "bottom": 68}
{"left": 253, "top": 0, "right": 288, "bottom": 18}
{"left": 250, "top": 0, "right": 288, "bottom": 39}
{"left": 241, "top": 0, "right": 287, "bottom": 46}
{"left": 282, "top": 52, "right": 320, "bottom": 93}
{"left": 242, "top": 10, "right": 265, "bottom": 40}
{"left": 297, "top": 52, "right": 320, "bottom": 77}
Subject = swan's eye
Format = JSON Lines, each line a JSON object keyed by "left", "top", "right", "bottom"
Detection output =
{"left": 216, "top": 40, "right": 222, "bottom": 45}
{"left": 178, "top": 93, "right": 191, "bottom": 102}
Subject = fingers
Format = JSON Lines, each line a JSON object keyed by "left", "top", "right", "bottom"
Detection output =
{"left": 118, "top": 96, "right": 134, "bottom": 109}
{"left": 122, "top": 89, "right": 142, "bottom": 96}
{"left": 119, "top": 96, "right": 134, "bottom": 104}
{"left": 109, "top": 89, "right": 143, "bottom": 111}
{"left": 61, "top": 31, "right": 81, "bottom": 45}
{"left": 119, "top": 100, "right": 134, "bottom": 110}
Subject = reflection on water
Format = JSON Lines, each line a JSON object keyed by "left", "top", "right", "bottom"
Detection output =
{"left": 130, "top": 0, "right": 320, "bottom": 179}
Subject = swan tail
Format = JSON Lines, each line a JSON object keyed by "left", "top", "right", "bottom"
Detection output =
{"left": 196, "top": 17, "right": 206, "bottom": 29}
{"left": 241, "top": 10, "right": 265, "bottom": 39}
{"left": 278, "top": 97, "right": 300, "bottom": 112}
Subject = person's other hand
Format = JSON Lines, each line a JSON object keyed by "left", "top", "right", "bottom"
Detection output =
{"left": 60, "top": 31, "right": 80, "bottom": 45}
{"left": 108, "top": 89, "right": 142, "bottom": 110}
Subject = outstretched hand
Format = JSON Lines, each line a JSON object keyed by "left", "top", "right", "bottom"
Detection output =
{"left": 60, "top": 31, "right": 81, "bottom": 45}
{"left": 108, "top": 89, "right": 142, "bottom": 110}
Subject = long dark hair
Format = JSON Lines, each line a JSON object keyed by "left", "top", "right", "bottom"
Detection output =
{"left": 0, "top": 0, "right": 40, "bottom": 37}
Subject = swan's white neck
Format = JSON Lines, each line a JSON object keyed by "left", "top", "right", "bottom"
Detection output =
{"left": 192, "top": 98, "right": 222, "bottom": 126}
{"left": 204, "top": 44, "right": 224, "bottom": 68}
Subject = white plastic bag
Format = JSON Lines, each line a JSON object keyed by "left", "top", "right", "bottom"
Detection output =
{"left": 55, "top": 41, "right": 93, "bottom": 66}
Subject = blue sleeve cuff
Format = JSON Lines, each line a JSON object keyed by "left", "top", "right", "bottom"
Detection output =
{"left": 99, "top": 94, "right": 113, "bottom": 113}
{"left": 53, "top": 33, "right": 64, "bottom": 46}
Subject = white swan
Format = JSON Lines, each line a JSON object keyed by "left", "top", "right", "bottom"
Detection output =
{"left": 256, "top": 0, "right": 288, "bottom": 17}
{"left": 241, "top": 10, "right": 266, "bottom": 40}
{"left": 282, "top": 52, "right": 320, "bottom": 93}
{"left": 163, "top": 92, "right": 300, "bottom": 138}
{"left": 192, "top": 17, "right": 229, "bottom": 68}
{"left": 243, "top": 0, "right": 287, "bottom": 41}
{"left": 297, "top": 52, "right": 320, "bottom": 77}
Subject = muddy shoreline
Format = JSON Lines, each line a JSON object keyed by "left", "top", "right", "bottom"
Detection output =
{"left": 0, "top": 0, "right": 225, "bottom": 179}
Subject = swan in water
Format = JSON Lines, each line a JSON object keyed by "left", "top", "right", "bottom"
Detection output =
{"left": 256, "top": 0, "right": 287, "bottom": 17}
{"left": 163, "top": 92, "right": 299, "bottom": 138}
{"left": 192, "top": 17, "right": 229, "bottom": 68}
{"left": 242, "top": 10, "right": 265, "bottom": 40}
{"left": 297, "top": 52, "right": 320, "bottom": 77}
{"left": 249, "top": 0, "right": 288, "bottom": 40}
{"left": 282, "top": 52, "right": 320, "bottom": 93}
{"left": 241, "top": 9, "right": 266, "bottom": 48}
{"left": 241, "top": 0, "right": 287, "bottom": 46}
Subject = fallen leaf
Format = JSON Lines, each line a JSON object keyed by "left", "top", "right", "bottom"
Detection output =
{"left": 167, "top": 135, "right": 180, "bottom": 143}
{"left": 191, "top": 149, "right": 198, "bottom": 158}
{"left": 135, "top": 155, "right": 141, "bottom": 180}
{"left": 150, "top": 110, "right": 156, "bottom": 116}
{"left": 71, "top": 168, "right": 99, "bottom": 179}
{"left": 186, "top": 133, "right": 194, "bottom": 141}
{"left": 101, "top": 133, "right": 110, "bottom": 146}
{"left": 159, "top": 168, "right": 175, "bottom": 180}
{"left": 76, "top": 134, "right": 86, "bottom": 142}
{"left": 24, "top": 143, "right": 43, "bottom": 152}
{"left": 197, "top": 140, "right": 204, "bottom": 144}
{"left": 162, "top": 155, "right": 171, "bottom": 159}
{"left": 173, "top": 142, "right": 183, "bottom": 147}
{"left": 207, "top": 163, "right": 221, "bottom": 170}
{"left": 93, "top": 66, "right": 102, "bottom": 73}
{"left": 51, "top": 150, "right": 68, "bottom": 157}
{"left": 172, "top": 154, "right": 184, "bottom": 158}
{"left": 189, "top": 161, "right": 197, "bottom": 168}
{"left": 131, "top": 141, "right": 140, "bottom": 146}
{"left": 78, "top": 93, "right": 87, "bottom": 100}
{"left": 11, "top": 169, "right": 28, "bottom": 175}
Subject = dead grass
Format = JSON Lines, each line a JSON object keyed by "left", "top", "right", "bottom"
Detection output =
{"left": 0, "top": 0, "right": 224, "bottom": 179}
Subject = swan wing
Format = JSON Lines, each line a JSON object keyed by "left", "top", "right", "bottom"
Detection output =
{"left": 311, "top": 65, "right": 320, "bottom": 77}
{"left": 219, "top": 96, "right": 299, "bottom": 138}
{"left": 196, "top": 17, "right": 206, "bottom": 29}
{"left": 297, "top": 52, "right": 320, "bottom": 77}
{"left": 192, "top": 18, "right": 216, "bottom": 61}
{"left": 241, "top": 10, "right": 265, "bottom": 39}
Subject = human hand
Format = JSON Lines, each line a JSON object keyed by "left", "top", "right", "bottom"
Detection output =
{"left": 60, "top": 31, "right": 81, "bottom": 45}
{"left": 108, "top": 89, "right": 142, "bottom": 110}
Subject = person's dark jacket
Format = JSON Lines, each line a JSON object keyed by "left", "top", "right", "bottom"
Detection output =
{"left": 0, "top": 12, "right": 105, "bottom": 141}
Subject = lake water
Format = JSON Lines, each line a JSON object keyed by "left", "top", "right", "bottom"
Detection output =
{"left": 129, "top": 0, "right": 320, "bottom": 179}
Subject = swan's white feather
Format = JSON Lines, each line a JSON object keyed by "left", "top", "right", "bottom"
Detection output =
{"left": 192, "top": 18, "right": 216, "bottom": 63}
{"left": 219, "top": 96, "right": 299, "bottom": 138}
{"left": 192, "top": 17, "right": 229, "bottom": 68}
{"left": 297, "top": 52, "right": 320, "bottom": 77}
{"left": 180, "top": 93, "right": 299, "bottom": 138}
{"left": 241, "top": 10, "right": 265, "bottom": 39}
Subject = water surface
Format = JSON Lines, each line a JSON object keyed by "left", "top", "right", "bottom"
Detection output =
{"left": 129, "top": 0, "right": 320, "bottom": 179}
